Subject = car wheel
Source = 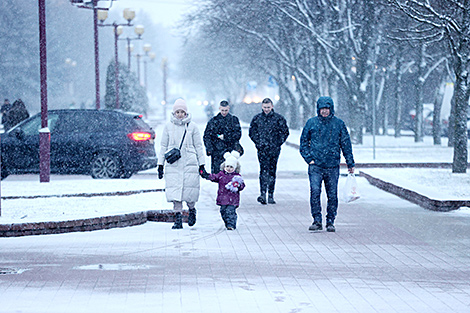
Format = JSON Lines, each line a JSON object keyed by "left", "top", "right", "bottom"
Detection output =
{"left": 91, "top": 153, "right": 121, "bottom": 179}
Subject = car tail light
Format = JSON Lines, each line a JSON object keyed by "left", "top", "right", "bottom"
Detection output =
{"left": 128, "top": 132, "right": 152, "bottom": 141}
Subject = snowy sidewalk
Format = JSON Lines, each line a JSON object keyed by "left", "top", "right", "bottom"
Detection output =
{"left": 1, "top": 175, "right": 470, "bottom": 313}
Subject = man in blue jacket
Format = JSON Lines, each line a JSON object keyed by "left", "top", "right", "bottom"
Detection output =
{"left": 300, "top": 96, "right": 355, "bottom": 232}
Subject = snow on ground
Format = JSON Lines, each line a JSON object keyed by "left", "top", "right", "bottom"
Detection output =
{"left": 1, "top": 107, "right": 469, "bottom": 224}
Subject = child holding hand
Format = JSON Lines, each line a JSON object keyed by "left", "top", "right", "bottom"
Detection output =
{"left": 201, "top": 151, "right": 245, "bottom": 230}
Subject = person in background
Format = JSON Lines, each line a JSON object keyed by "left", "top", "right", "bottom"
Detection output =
{"left": 157, "top": 98, "right": 208, "bottom": 229}
{"left": 7, "top": 99, "right": 30, "bottom": 129}
{"left": 201, "top": 151, "right": 245, "bottom": 230}
{"left": 300, "top": 96, "right": 355, "bottom": 233}
{"left": 249, "top": 98, "right": 289, "bottom": 205}
{"left": 203, "top": 100, "right": 242, "bottom": 174}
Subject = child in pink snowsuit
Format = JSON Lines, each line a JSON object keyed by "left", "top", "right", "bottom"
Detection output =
{"left": 202, "top": 151, "right": 245, "bottom": 230}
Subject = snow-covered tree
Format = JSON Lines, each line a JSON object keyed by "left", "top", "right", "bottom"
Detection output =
{"left": 104, "top": 60, "right": 148, "bottom": 114}
{"left": 386, "top": 0, "right": 469, "bottom": 173}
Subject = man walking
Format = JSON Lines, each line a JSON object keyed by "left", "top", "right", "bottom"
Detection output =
{"left": 300, "top": 96, "right": 355, "bottom": 232}
{"left": 203, "top": 100, "right": 242, "bottom": 174}
{"left": 249, "top": 98, "right": 289, "bottom": 205}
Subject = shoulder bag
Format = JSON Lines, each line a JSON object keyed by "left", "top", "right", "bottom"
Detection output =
{"left": 164, "top": 127, "right": 187, "bottom": 164}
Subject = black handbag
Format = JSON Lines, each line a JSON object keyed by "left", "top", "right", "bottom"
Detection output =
{"left": 164, "top": 128, "right": 187, "bottom": 164}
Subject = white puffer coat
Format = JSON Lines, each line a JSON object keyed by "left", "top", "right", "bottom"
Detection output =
{"left": 157, "top": 113, "right": 205, "bottom": 203}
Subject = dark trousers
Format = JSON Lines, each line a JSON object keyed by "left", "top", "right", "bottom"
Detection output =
{"left": 220, "top": 205, "right": 237, "bottom": 228}
{"left": 308, "top": 164, "right": 340, "bottom": 225}
{"left": 257, "top": 148, "right": 280, "bottom": 195}
{"left": 210, "top": 153, "right": 225, "bottom": 174}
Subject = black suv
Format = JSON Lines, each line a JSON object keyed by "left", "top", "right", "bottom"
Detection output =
{"left": 1, "top": 109, "right": 157, "bottom": 179}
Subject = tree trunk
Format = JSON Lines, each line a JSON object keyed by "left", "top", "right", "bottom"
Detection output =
{"left": 394, "top": 54, "right": 403, "bottom": 138}
{"left": 452, "top": 73, "right": 469, "bottom": 173}
{"left": 432, "top": 86, "right": 443, "bottom": 145}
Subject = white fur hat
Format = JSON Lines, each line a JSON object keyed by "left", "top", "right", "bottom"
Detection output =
{"left": 224, "top": 151, "right": 240, "bottom": 168}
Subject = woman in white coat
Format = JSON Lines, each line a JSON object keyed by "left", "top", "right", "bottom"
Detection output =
{"left": 157, "top": 99, "right": 208, "bottom": 229}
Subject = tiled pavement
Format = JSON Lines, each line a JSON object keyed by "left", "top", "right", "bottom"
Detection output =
{"left": 1, "top": 175, "right": 470, "bottom": 313}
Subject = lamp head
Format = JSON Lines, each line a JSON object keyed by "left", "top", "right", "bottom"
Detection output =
{"left": 123, "top": 8, "right": 136, "bottom": 22}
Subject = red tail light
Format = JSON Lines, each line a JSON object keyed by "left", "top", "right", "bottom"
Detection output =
{"left": 128, "top": 132, "right": 152, "bottom": 141}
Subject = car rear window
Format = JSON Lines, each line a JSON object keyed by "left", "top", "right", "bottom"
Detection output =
{"left": 132, "top": 117, "right": 152, "bottom": 130}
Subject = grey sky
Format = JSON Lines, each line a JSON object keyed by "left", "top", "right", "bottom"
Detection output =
{"left": 109, "top": 0, "right": 192, "bottom": 27}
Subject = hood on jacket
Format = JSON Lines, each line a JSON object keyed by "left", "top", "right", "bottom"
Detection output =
{"left": 171, "top": 112, "right": 192, "bottom": 126}
{"left": 316, "top": 96, "right": 335, "bottom": 116}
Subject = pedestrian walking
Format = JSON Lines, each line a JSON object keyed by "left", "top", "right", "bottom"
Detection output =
{"left": 201, "top": 151, "right": 245, "bottom": 230}
{"left": 299, "top": 96, "right": 355, "bottom": 232}
{"left": 157, "top": 98, "right": 208, "bottom": 229}
{"left": 203, "top": 100, "right": 242, "bottom": 174}
{"left": 8, "top": 99, "right": 30, "bottom": 129}
{"left": 248, "top": 97, "right": 289, "bottom": 205}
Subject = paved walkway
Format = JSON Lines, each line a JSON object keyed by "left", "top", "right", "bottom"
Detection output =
{"left": 1, "top": 175, "right": 470, "bottom": 313}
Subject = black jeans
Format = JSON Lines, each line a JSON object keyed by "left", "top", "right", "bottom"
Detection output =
{"left": 220, "top": 205, "right": 237, "bottom": 228}
{"left": 210, "top": 153, "right": 225, "bottom": 174}
{"left": 257, "top": 147, "right": 281, "bottom": 195}
{"left": 308, "top": 164, "right": 340, "bottom": 225}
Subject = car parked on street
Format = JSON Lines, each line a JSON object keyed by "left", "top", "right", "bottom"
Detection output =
{"left": 1, "top": 109, "right": 157, "bottom": 179}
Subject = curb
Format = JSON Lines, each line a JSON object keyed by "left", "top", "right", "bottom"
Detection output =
{"left": 0, "top": 210, "right": 189, "bottom": 238}
{"left": 359, "top": 171, "right": 470, "bottom": 212}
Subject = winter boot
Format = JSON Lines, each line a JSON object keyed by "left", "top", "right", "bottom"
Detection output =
{"left": 188, "top": 208, "right": 197, "bottom": 227}
{"left": 268, "top": 193, "right": 276, "bottom": 204}
{"left": 257, "top": 195, "right": 267, "bottom": 205}
{"left": 326, "top": 223, "right": 336, "bottom": 232}
{"left": 308, "top": 221, "right": 322, "bottom": 231}
{"left": 172, "top": 212, "right": 183, "bottom": 229}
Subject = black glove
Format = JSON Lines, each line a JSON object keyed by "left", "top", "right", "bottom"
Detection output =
{"left": 199, "top": 165, "right": 209, "bottom": 179}
{"left": 158, "top": 165, "right": 164, "bottom": 179}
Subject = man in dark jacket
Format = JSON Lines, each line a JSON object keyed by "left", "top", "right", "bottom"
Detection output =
{"left": 249, "top": 98, "right": 289, "bottom": 205}
{"left": 203, "top": 100, "right": 242, "bottom": 174}
{"left": 7, "top": 99, "right": 29, "bottom": 130}
{"left": 300, "top": 96, "right": 355, "bottom": 232}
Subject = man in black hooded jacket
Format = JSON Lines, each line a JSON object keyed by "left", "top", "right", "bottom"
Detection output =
{"left": 203, "top": 100, "right": 242, "bottom": 174}
{"left": 249, "top": 98, "right": 289, "bottom": 205}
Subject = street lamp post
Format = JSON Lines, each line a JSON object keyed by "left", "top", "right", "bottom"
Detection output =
{"left": 70, "top": 0, "right": 113, "bottom": 109}
{"left": 144, "top": 51, "right": 156, "bottom": 89}
{"left": 161, "top": 57, "right": 168, "bottom": 120}
{"left": 97, "top": 9, "right": 135, "bottom": 109}
{"left": 121, "top": 25, "right": 144, "bottom": 70}
{"left": 134, "top": 44, "right": 155, "bottom": 87}
{"left": 39, "top": 0, "right": 50, "bottom": 183}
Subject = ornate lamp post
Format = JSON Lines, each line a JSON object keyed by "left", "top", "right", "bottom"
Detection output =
{"left": 135, "top": 44, "right": 155, "bottom": 87}
{"left": 97, "top": 9, "right": 136, "bottom": 109}
{"left": 121, "top": 25, "right": 144, "bottom": 70}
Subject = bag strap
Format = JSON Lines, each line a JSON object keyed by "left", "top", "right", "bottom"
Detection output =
{"left": 178, "top": 126, "right": 188, "bottom": 150}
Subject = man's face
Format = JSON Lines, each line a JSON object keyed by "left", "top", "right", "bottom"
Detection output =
{"left": 220, "top": 106, "right": 230, "bottom": 117}
{"left": 320, "top": 107, "right": 330, "bottom": 117}
{"left": 262, "top": 102, "right": 273, "bottom": 115}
